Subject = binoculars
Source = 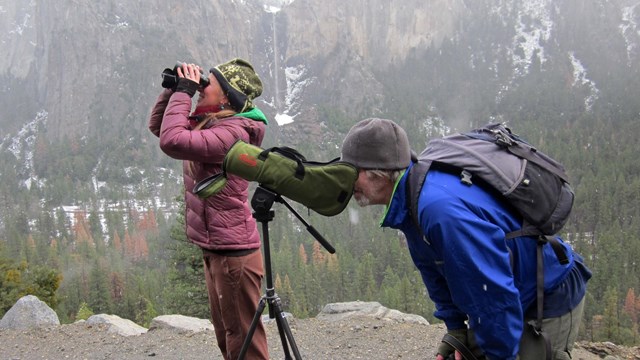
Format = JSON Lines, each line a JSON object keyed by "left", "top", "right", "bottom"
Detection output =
{"left": 161, "top": 62, "right": 210, "bottom": 89}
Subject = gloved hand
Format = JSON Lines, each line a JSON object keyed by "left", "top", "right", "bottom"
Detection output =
{"left": 437, "top": 328, "right": 468, "bottom": 359}
{"left": 174, "top": 77, "right": 199, "bottom": 97}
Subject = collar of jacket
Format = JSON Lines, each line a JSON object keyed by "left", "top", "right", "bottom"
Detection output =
{"left": 379, "top": 167, "right": 409, "bottom": 228}
{"left": 189, "top": 106, "right": 269, "bottom": 127}
{"left": 237, "top": 106, "right": 268, "bottom": 124}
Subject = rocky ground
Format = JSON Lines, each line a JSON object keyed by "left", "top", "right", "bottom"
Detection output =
{"left": 1, "top": 315, "right": 636, "bottom": 360}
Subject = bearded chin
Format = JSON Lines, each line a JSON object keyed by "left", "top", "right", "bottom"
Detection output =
{"left": 355, "top": 194, "right": 371, "bottom": 207}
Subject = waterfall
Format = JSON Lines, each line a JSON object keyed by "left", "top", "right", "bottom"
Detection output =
{"left": 272, "top": 11, "right": 282, "bottom": 111}
{"left": 264, "top": 1, "right": 295, "bottom": 126}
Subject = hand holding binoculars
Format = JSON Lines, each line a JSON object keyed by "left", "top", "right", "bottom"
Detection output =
{"left": 161, "top": 61, "right": 210, "bottom": 89}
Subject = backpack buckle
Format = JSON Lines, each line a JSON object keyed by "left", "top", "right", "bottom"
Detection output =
{"left": 460, "top": 170, "right": 473, "bottom": 185}
{"left": 495, "top": 131, "right": 515, "bottom": 147}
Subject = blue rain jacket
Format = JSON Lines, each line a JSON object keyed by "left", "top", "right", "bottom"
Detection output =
{"left": 381, "top": 164, "right": 590, "bottom": 360}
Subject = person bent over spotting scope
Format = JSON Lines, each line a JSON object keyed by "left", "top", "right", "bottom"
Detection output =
{"left": 148, "top": 58, "right": 269, "bottom": 360}
{"left": 339, "top": 118, "right": 591, "bottom": 360}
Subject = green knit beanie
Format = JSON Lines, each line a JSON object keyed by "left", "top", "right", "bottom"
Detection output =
{"left": 210, "top": 58, "right": 263, "bottom": 113}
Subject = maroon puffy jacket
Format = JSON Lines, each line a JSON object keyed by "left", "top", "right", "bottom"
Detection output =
{"left": 148, "top": 89, "right": 265, "bottom": 251}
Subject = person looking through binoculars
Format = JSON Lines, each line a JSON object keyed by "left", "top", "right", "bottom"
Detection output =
{"left": 148, "top": 58, "right": 269, "bottom": 360}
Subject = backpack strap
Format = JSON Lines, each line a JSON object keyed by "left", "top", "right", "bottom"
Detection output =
{"left": 529, "top": 236, "right": 553, "bottom": 360}
{"left": 506, "top": 228, "right": 570, "bottom": 265}
{"left": 505, "top": 141, "right": 570, "bottom": 183}
{"left": 469, "top": 123, "right": 570, "bottom": 183}
{"left": 406, "top": 159, "right": 433, "bottom": 244}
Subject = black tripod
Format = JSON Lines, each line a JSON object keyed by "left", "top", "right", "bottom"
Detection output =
{"left": 238, "top": 186, "right": 335, "bottom": 360}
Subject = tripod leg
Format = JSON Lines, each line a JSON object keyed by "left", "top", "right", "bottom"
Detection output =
{"left": 237, "top": 296, "right": 267, "bottom": 360}
{"left": 274, "top": 312, "right": 293, "bottom": 360}
{"left": 272, "top": 297, "right": 302, "bottom": 360}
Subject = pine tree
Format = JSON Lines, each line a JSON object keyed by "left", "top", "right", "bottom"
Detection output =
{"left": 381, "top": 266, "right": 401, "bottom": 310}
{"left": 112, "top": 231, "right": 122, "bottom": 253}
{"left": 624, "top": 288, "right": 638, "bottom": 324}
{"left": 76, "top": 302, "right": 94, "bottom": 320}
{"left": 164, "top": 201, "right": 209, "bottom": 318}
{"left": 600, "top": 286, "right": 621, "bottom": 342}
{"left": 355, "top": 252, "right": 378, "bottom": 301}
{"left": 88, "top": 258, "right": 113, "bottom": 314}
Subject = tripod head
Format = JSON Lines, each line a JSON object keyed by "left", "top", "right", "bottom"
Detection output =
{"left": 251, "top": 185, "right": 335, "bottom": 254}
{"left": 251, "top": 186, "right": 277, "bottom": 222}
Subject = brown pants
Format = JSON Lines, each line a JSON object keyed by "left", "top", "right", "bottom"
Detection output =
{"left": 203, "top": 249, "right": 269, "bottom": 360}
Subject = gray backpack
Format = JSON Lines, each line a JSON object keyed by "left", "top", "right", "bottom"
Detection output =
{"left": 406, "top": 123, "right": 572, "bottom": 359}
{"left": 407, "top": 123, "right": 574, "bottom": 241}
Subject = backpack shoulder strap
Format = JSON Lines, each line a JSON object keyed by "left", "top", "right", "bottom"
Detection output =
{"left": 406, "top": 160, "right": 433, "bottom": 242}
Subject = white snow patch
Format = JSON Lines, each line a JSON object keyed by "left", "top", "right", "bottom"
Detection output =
{"left": 275, "top": 113, "right": 295, "bottom": 126}
{"left": 620, "top": 5, "right": 640, "bottom": 66}
{"left": 8, "top": 13, "right": 31, "bottom": 36}
{"left": 4, "top": 110, "right": 48, "bottom": 189}
{"left": 270, "top": 64, "right": 315, "bottom": 126}
{"left": 511, "top": 0, "right": 553, "bottom": 77}
{"left": 569, "top": 52, "right": 599, "bottom": 112}
{"left": 281, "top": 65, "right": 315, "bottom": 121}
{"left": 262, "top": 0, "right": 296, "bottom": 13}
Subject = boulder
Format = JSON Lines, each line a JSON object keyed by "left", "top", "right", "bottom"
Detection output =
{"left": 317, "top": 301, "right": 429, "bottom": 325}
{"left": 0, "top": 295, "right": 60, "bottom": 329}
{"left": 86, "top": 314, "right": 147, "bottom": 336}
{"left": 149, "top": 314, "right": 213, "bottom": 333}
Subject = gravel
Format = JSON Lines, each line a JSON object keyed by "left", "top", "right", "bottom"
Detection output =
{"left": 0, "top": 315, "right": 615, "bottom": 360}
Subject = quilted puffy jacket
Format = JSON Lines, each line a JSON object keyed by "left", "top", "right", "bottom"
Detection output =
{"left": 148, "top": 89, "right": 266, "bottom": 250}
